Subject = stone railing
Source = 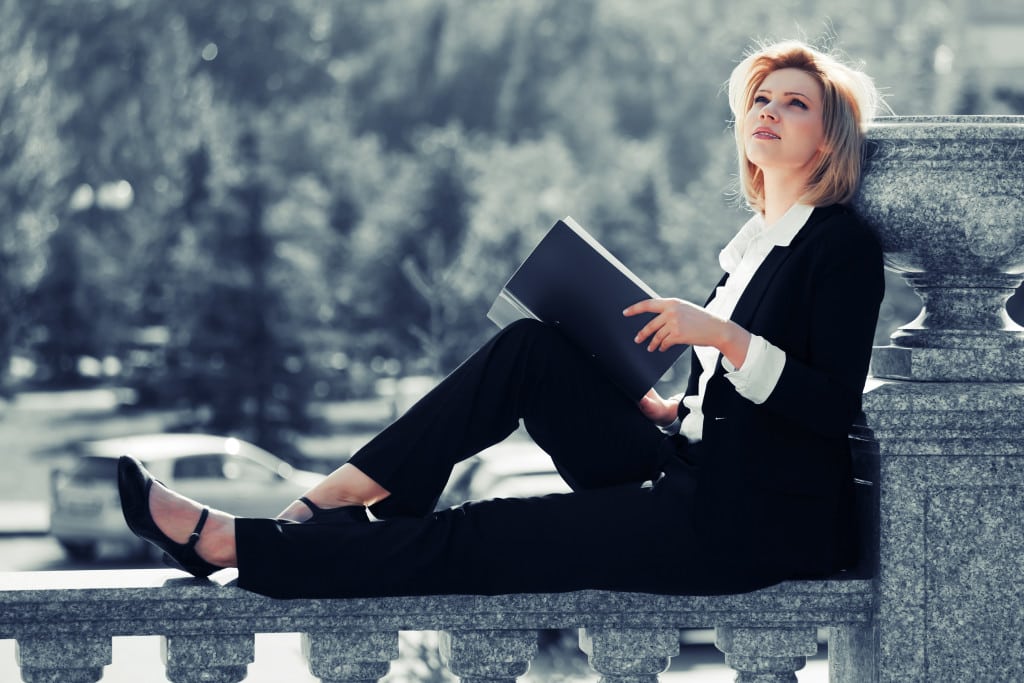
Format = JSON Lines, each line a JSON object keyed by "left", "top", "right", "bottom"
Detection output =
{"left": 0, "top": 567, "right": 872, "bottom": 682}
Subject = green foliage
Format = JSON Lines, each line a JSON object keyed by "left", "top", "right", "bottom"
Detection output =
{"left": 0, "top": 0, "right": 68, "bottom": 393}
{"left": 0, "top": 0, "right": 960, "bottom": 451}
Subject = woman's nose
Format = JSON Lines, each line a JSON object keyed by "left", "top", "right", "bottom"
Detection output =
{"left": 759, "top": 104, "right": 779, "bottom": 120}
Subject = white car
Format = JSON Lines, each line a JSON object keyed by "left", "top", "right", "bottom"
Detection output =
{"left": 49, "top": 433, "right": 324, "bottom": 560}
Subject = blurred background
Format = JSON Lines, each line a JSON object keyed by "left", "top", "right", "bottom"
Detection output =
{"left": 3, "top": 0, "right": 1024, "bottom": 457}
{"left": 3, "top": 0, "right": 1024, "bottom": 680}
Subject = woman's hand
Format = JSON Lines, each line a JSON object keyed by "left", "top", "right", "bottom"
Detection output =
{"left": 624, "top": 297, "right": 752, "bottom": 368}
{"left": 638, "top": 388, "right": 679, "bottom": 427}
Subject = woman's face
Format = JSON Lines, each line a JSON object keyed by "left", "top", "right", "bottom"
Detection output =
{"left": 743, "top": 67, "right": 826, "bottom": 177}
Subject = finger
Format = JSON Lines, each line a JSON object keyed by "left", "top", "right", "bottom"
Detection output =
{"left": 623, "top": 298, "right": 664, "bottom": 317}
{"left": 633, "top": 319, "right": 656, "bottom": 344}
{"left": 648, "top": 327, "right": 668, "bottom": 352}
{"left": 634, "top": 315, "right": 666, "bottom": 345}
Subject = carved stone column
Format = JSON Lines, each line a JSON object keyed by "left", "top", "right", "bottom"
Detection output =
{"left": 853, "top": 115, "right": 1024, "bottom": 682}
{"left": 855, "top": 115, "right": 1024, "bottom": 382}
{"left": 715, "top": 626, "right": 817, "bottom": 683}
{"left": 162, "top": 633, "right": 254, "bottom": 683}
{"left": 302, "top": 630, "right": 398, "bottom": 683}
{"left": 439, "top": 629, "right": 538, "bottom": 683}
{"left": 16, "top": 636, "right": 112, "bottom": 683}
{"left": 578, "top": 627, "right": 679, "bottom": 682}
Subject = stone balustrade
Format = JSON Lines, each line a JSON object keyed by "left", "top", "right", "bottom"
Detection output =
{"left": 0, "top": 568, "right": 872, "bottom": 682}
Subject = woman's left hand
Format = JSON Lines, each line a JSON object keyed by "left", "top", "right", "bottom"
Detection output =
{"left": 638, "top": 388, "right": 679, "bottom": 426}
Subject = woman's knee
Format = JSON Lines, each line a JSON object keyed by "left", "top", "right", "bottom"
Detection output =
{"left": 499, "top": 319, "right": 572, "bottom": 357}
{"left": 501, "top": 318, "right": 552, "bottom": 341}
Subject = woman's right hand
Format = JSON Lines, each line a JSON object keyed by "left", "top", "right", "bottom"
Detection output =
{"left": 638, "top": 389, "right": 679, "bottom": 427}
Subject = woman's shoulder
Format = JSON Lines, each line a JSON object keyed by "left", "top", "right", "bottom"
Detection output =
{"left": 805, "top": 204, "right": 881, "bottom": 256}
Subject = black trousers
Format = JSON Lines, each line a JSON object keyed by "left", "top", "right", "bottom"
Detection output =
{"left": 236, "top": 320, "right": 752, "bottom": 599}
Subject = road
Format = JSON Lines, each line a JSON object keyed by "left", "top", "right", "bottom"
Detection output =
{"left": 0, "top": 534, "right": 157, "bottom": 572}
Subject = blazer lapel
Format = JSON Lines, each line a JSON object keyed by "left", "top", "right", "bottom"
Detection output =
{"left": 727, "top": 244, "right": 793, "bottom": 330}
{"left": 727, "top": 205, "right": 836, "bottom": 329}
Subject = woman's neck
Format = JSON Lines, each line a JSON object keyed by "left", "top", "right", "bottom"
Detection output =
{"left": 761, "top": 171, "right": 809, "bottom": 225}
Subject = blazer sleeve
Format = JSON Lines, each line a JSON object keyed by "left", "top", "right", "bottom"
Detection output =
{"left": 758, "top": 217, "right": 884, "bottom": 438}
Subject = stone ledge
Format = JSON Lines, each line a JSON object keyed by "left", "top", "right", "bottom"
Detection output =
{"left": 0, "top": 569, "right": 873, "bottom": 639}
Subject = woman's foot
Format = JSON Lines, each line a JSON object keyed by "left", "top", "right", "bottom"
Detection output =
{"left": 276, "top": 463, "right": 390, "bottom": 524}
{"left": 118, "top": 456, "right": 236, "bottom": 575}
{"left": 148, "top": 476, "right": 238, "bottom": 567}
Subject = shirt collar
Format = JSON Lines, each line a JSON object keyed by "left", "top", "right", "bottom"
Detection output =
{"left": 765, "top": 202, "right": 815, "bottom": 247}
{"left": 718, "top": 203, "right": 815, "bottom": 273}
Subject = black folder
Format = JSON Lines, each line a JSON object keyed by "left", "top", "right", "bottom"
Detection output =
{"left": 487, "top": 216, "right": 686, "bottom": 401}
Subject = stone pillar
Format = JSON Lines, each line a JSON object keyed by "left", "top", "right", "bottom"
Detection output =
{"left": 16, "top": 636, "right": 112, "bottom": 683}
{"left": 302, "top": 630, "right": 398, "bottom": 683}
{"left": 439, "top": 629, "right": 538, "bottom": 682}
{"left": 715, "top": 626, "right": 817, "bottom": 683}
{"left": 862, "top": 382, "right": 1024, "bottom": 682}
{"left": 578, "top": 627, "right": 679, "bottom": 682}
{"left": 853, "top": 115, "right": 1024, "bottom": 682}
{"left": 162, "top": 633, "right": 254, "bottom": 683}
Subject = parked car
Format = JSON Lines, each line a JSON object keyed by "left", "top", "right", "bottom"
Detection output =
{"left": 49, "top": 433, "right": 324, "bottom": 560}
{"left": 462, "top": 447, "right": 570, "bottom": 501}
{"left": 436, "top": 435, "right": 570, "bottom": 510}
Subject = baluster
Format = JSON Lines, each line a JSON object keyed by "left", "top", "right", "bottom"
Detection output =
{"left": 302, "top": 630, "right": 398, "bottom": 683}
{"left": 439, "top": 629, "right": 538, "bottom": 682}
{"left": 828, "top": 624, "right": 877, "bottom": 683}
{"left": 162, "top": 633, "right": 254, "bottom": 683}
{"left": 715, "top": 626, "right": 818, "bottom": 683}
{"left": 16, "top": 636, "right": 112, "bottom": 683}
{"left": 578, "top": 627, "right": 679, "bottom": 682}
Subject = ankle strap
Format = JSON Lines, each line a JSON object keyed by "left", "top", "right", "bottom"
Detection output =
{"left": 187, "top": 507, "right": 210, "bottom": 548}
{"left": 299, "top": 496, "right": 324, "bottom": 514}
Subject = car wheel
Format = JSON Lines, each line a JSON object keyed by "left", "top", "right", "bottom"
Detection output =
{"left": 58, "top": 540, "right": 98, "bottom": 561}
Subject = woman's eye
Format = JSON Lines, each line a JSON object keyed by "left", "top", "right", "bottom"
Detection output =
{"left": 790, "top": 99, "right": 808, "bottom": 109}
{"left": 753, "top": 95, "right": 769, "bottom": 105}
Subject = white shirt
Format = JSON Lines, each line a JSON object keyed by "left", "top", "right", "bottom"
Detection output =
{"left": 669, "top": 203, "right": 815, "bottom": 442}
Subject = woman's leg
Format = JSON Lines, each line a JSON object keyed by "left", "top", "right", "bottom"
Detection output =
{"left": 235, "top": 464, "right": 742, "bottom": 600}
{"left": 134, "top": 445, "right": 757, "bottom": 597}
{"left": 339, "top": 320, "right": 671, "bottom": 519}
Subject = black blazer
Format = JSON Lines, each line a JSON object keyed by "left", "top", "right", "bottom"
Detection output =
{"left": 682, "top": 204, "right": 884, "bottom": 586}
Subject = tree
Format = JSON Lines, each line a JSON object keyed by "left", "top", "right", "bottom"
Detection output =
{"left": 164, "top": 121, "right": 327, "bottom": 457}
{"left": 0, "top": 0, "right": 67, "bottom": 392}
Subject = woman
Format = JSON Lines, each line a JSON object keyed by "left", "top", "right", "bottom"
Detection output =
{"left": 120, "top": 39, "right": 884, "bottom": 599}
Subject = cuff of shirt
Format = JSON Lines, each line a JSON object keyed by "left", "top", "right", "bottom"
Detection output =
{"left": 721, "top": 334, "right": 785, "bottom": 405}
{"left": 658, "top": 393, "right": 686, "bottom": 435}
{"left": 658, "top": 417, "right": 681, "bottom": 435}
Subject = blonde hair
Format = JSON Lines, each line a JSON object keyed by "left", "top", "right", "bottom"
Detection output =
{"left": 727, "top": 40, "right": 880, "bottom": 213}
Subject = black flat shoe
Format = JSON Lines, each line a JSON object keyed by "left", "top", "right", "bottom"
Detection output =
{"left": 117, "top": 455, "right": 223, "bottom": 578}
{"left": 297, "top": 496, "right": 371, "bottom": 524}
